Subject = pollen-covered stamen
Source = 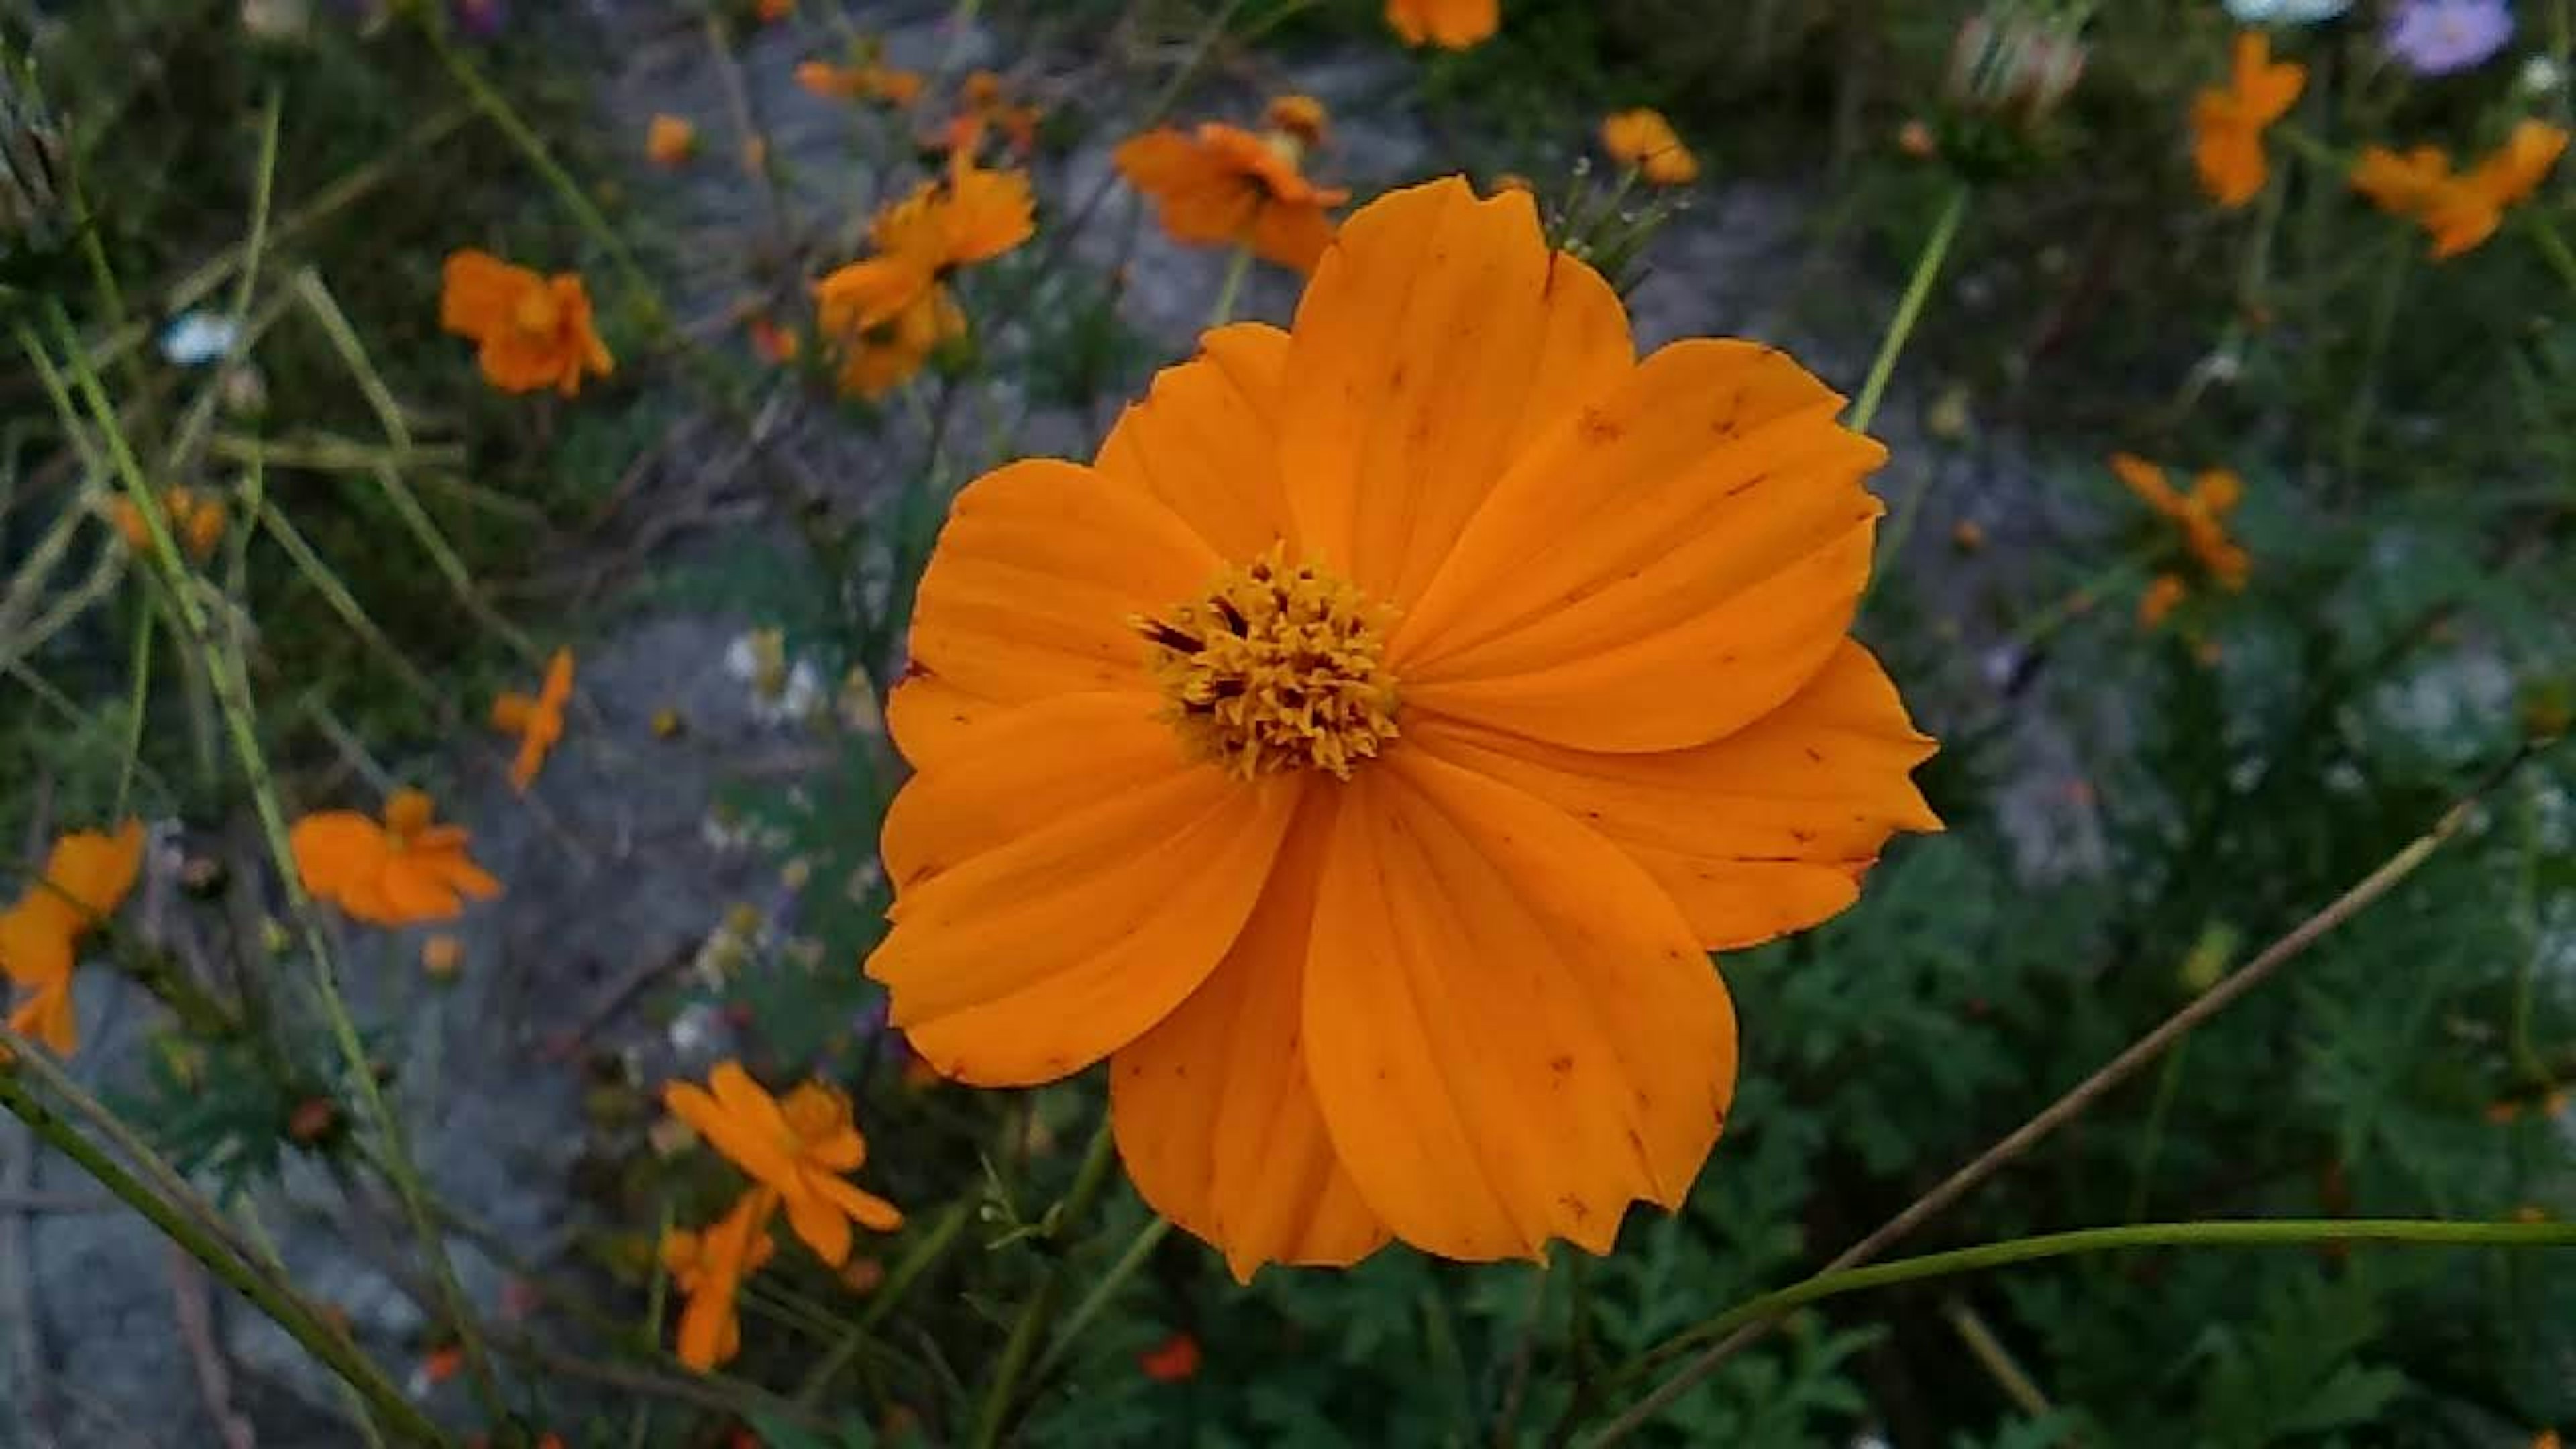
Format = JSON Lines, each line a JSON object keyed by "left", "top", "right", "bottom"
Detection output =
{"left": 1134, "top": 545, "right": 1401, "bottom": 780}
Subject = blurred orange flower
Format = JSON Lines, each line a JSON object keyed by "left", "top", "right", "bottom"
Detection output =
{"left": 439, "top": 250, "right": 615, "bottom": 397}
{"left": 955, "top": 70, "right": 1042, "bottom": 157}
{"left": 755, "top": 0, "right": 792, "bottom": 19}
{"left": 1, "top": 820, "right": 144, "bottom": 1056}
{"left": 748, "top": 314, "right": 800, "bottom": 364}
{"left": 1113, "top": 122, "right": 1348, "bottom": 272}
{"left": 646, "top": 113, "right": 698, "bottom": 167}
{"left": 1266, "top": 94, "right": 1330, "bottom": 150}
{"left": 662, "top": 1186, "right": 778, "bottom": 1371}
{"left": 2190, "top": 32, "right": 2304, "bottom": 209}
{"left": 492, "top": 647, "right": 575, "bottom": 792}
{"left": 107, "top": 486, "right": 227, "bottom": 561}
{"left": 1386, "top": 0, "right": 1498, "bottom": 49}
{"left": 2354, "top": 121, "right": 2569, "bottom": 259}
{"left": 1601, "top": 108, "right": 1699, "bottom": 185}
{"left": 866, "top": 177, "right": 1939, "bottom": 1277}
{"left": 813, "top": 157, "right": 1032, "bottom": 398}
{"left": 797, "top": 58, "right": 922, "bottom": 107}
{"left": 290, "top": 790, "right": 501, "bottom": 927}
{"left": 663, "top": 1062, "right": 902, "bottom": 1267}
{"left": 2112, "top": 454, "right": 2248, "bottom": 629}
{"left": 1138, "top": 1332, "right": 1203, "bottom": 1382}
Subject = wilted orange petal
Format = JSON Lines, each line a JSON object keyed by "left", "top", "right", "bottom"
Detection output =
{"left": 1303, "top": 748, "right": 1736, "bottom": 1259}
{"left": 1113, "top": 796, "right": 1389, "bottom": 1281}
{"left": 1277, "top": 178, "right": 1633, "bottom": 608}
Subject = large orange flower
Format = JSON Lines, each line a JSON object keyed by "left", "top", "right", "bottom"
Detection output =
{"left": 2190, "top": 32, "right": 2305, "bottom": 209}
{"left": 1386, "top": 0, "right": 1499, "bottom": 49}
{"left": 2355, "top": 121, "right": 2569, "bottom": 259}
{"left": 290, "top": 790, "right": 501, "bottom": 927}
{"left": 866, "top": 178, "right": 1939, "bottom": 1278}
{"left": 492, "top": 647, "right": 575, "bottom": 792}
{"left": 1, "top": 821, "right": 144, "bottom": 1055}
{"left": 439, "top": 250, "right": 615, "bottom": 397}
{"left": 661, "top": 1186, "right": 777, "bottom": 1371}
{"left": 1113, "top": 123, "right": 1348, "bottom": 273}
{"left": 663, "top": 1062, "right": 902, "bottom": 1267}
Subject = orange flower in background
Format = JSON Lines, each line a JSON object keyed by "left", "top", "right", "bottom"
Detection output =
{"left": 661, "top": 1187, "right": 778, "bottom": 1372}
{"left": 107, "top": 486, "right": 227, "bottom": 561}
{"left": 755, "top": 0, "right": 792, "bottom": 19}
{"left": 955, "top": 70, "right": 1042, "bottom": 157}
{"left": 1386, "top": 0, "right": 1499, "bottom": 49}
{"left": 813, "top": 157, "right": 1032, "bottom": 398}
{"left": 1114, "top": 122, "right": 1349, "bottom": 272}
{"left": 1138, "top": 1332, "right": 1203, "bottom": 1383}
{"left": 1266, "top": 94, "right": 1330, "bottom": 150}
{"left": 797, "top": 58, "right": 923, "bottom": 107}
{"left": 2112, "top": 453, "right": 2249, "bottom": 629}
{"left": 663, "top": 1062, "right": 903, "bottom": 1267}
{"left": 1, "top": 821, "right": 144, "bottom": 1056}
{"left": 1601, "top": 108, "right": 1699, "bottom": 186}
{"left": 439, "top": 250, "right": 614, "bottom": 397}
{"left": 290, "top": 790, "right": 501, "bottom": 927}
{"left": 748, "top": 313, "right": 801, "bottom": 365}
{"left": 492, "top": 647, "right": 575, "bottom": 792}
{"left": 867, "top": 178, "right": 1939, "bottom": 1278}
{"left": 2356, "top": 121, "right": 2569, "bottom": 259}
{"left": 646, "top": 113, "right": 698, "bottom": 167}
{"left": 2190, "top": 32, "right": 2304, "bottom": 209}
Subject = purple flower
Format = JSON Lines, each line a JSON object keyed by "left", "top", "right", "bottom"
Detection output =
{"left": 452, "top": 0, "right": 506, "bottom": 38}
{"left": 2387, "top": 0, "right": 2514, "bottom": 76}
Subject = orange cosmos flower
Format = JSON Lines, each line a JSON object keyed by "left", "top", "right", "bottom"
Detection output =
{"left": 439, "top": 250, "right": 615, "bottom": 397}
{"left": 2112, "top": 453, "right": 2249, "bottom": 629}
{"left": 1601, "top": 109, "right": 1700, "bottom": 186}
{"left": 796, "top": 59, "right": 923, "bottom": 107}
{"left": 1, "top": 821, "right": 144, "bottom": 1056}
{"left": 1138, "top": 1332, "right": 1203, "bottom": 1383}
{"left": 1266, "top": 95, "right": 1330, "bottom": 150}
{"left": 2355, "top": 121, "right": 2569, "bottom": 259}
{"left": 2190, "top": 32, "right": 2304, "bottom": 209}
{"left": 813, "top": 158, "right": 1032, "bottom": 398}
{"left": 1114, "top": 122, "right": 1348, "bottom": 273}
{"left": 661, "top": 1187, "right": 778, "bottom": 1371}
{"left": 646, "top": 113, "right": 698, "bottom": 167}
{"left": 107, "top": 486, "right": 227, "bottom": 561}
{"left": 290, "top": 790, "right": 502, "bottom": 927}
{"left": 492, "top": 647, "right": 575, "bottom": 792}
{"left": 866, "top": 178, "right": 1939, "bottom": 1277}
{"left": 955, "top": 70, "right": 1041, "bottom": 157}
{"left": 1386, "top": 0, "right": 1499, "bottom": 49}
{"left": 755, "top": 0, "right": 792, "bottom": 19}
{"left": 663, "top": 1062, "right": 903, "bottom": 1267}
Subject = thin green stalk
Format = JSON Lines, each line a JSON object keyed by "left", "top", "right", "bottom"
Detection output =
{"left": 235, "top": 1202, "right": 394, "bottom": 1449}
{"left": 46, "top": 305, "right": 510, "bottom": 1421}
{"left": 969, "top": 1118, "right": 1121, "bottom": 1448}
{"left": 1599, "top": 1218, "right": 2576, "bottom": 1395}
{"left": 1207, "top": 244, "right": 1255, "bottom": 329}
{"left": 1030, "top": 1216, "right": 1172, "bottom": 1386}
{"left": 231, "top": 85, "right": 283, "bottom": 340}
{"left": 252, "top": 500, "right": 443, "bottom": 707}
{"left": 114, "top": 602, "right": 152, "bottom": 818}
{"left": 0, "top": 1068, "right": 447, "bottom": 1446}
{"left": 2004, "top": 553, "right": 2154, "bottom": 650}
{"left": 2337, "top": 239, "right": 2409, "bottom": 478}
{"left": 796, "top": 1198, "right": 971, "bottom": 1405}
{"left": 1860, "top": 183, "right": 1971, "bottom": 578}
{"left": 2525, "top": 214, "right": 2576, "bottom": 301}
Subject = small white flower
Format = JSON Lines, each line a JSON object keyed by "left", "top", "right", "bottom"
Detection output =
{"left": 160, "top": 312, "right": 242, "bottom": 368}
{"left": 667, "top": 1001, "right": 724, "bottom": 1058}
{"left": 2223, "top": 0, "right": 2352, "bottom": 21}
{"left": 2519, "top": 54, "right": 2566, "bottom": 95}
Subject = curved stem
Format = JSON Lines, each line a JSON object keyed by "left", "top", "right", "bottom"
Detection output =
{"left": 1860, "top": 183, "right": 1972, "bottom": 581}
{"left": 1207, "top": 244, "right": 1255, "bottom": 329}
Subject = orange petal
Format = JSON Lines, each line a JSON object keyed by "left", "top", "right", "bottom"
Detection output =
{"left": 1112, "top": 795, "right": 1390, "bottom": 1281}
{"left": 1278, "top": 178, "right": 1635, "bottom": 609}
{"left": 866, "top": 697, "right": 1303, "bottom": 1087}
{"left": 780, "top": 1183, "right": 853, "bottom": 1267}
{"left": 290, "top": 813, "right": 389, "bottom": 896}
{"left": 440, "top": 250, "right": 535, "bottom": 338}
{"left": 1093, "top": 323, "right": 1294, "bottom": 562}
{"left": 1409, "top": 641, "right": 1940, "bottom": 949}
{"left": 7, "top": 980, "right": 77, "bottom": 1056}
{"left": 1303, "top": 747, "right": 1736, "bottom": 1260}
{"left": 41, "top": 821, "right": 145, "bottom": 922}
{"left": 0, "top": 908, "right": 72, "bottom": 991}
{"left": 905, "top": 460, "right": 1219, "bottom": 710}
{"left": 883, "top": 670, "right": 1006, "bottom": 772}
{"left": 809, "top": 1175, "right": 904, "bottom": 1233}
{"left": 667, "top": 1068, "right": 800, "bottom": 1187}
{"left": 1394, "top": 339, "right": 1885, "bottom": 752}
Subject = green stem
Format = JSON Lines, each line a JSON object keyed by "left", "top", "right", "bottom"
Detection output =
{"left": 796, "top": 1198, "right": 971, "bottom": 1406}
{"left": 1859, "top": 183, "right": 1971, "bottom": 580}
{"left": 1207, "top": 244, "right": 1255, "bottom": 329}
{"left": 0, "top": 1069, "right": 448, "bottom": 1446}
{"left": 969, "top": 1117, "right": 1121, "bottom": 1449}
{"left": 44, "top": 304, "right": 511, "bottom": 1421}
{"left": 2525, "top": 214, "right": 2576, "bottom": 301}
{"left": 1029, "top": 1216, "right": 1171, "bottom": 1387}
{"left": 1599, "top": 1218, "right": 2576, "bottom": 1395}
{"left": 114, "top": 600, "right": 152, "bottom": 817}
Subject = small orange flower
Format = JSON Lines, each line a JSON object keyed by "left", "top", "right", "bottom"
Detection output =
{"left": 420, "top": 1344, "right": 463, "bottom": 1386}
{"left": 1, "top": 821, "right": 144, "bottom": 1056}
{"left": 1138, "top": 1332, "right": 1203, "bottom": 1383}
{"left": 290, "top": 790, "right": 502, "bottom": 928}
{"left": 439, "top": 250, "right": 615, "bottom": 397}
{"left": 813, "top": 158, "right": 1033, "bottom": 398}
{"left": 2190, "top": 32, "right": 2304, "bottom": 209}
{"left": 661, "top": 1186, "right": 778, "bottom": 1371}
{"left": 663, "top": 1063, "right": 903, "bottom": 1267}
{"left": 2534, "top": 1432, "right": 2563, "bottom": 1449}
{"left": 1601, "top": 109, "right": 1700, "bottom": 186}
{"left": 755, "top": 0, "right": 792, "bottom": 19}
{"left": 1385, "top": 0, "right": 1499, "bottom": 49}
{"left": 492, "top": 647, "right": 575, "bottom": 792}
{"left": 647, "top": 113, "right": 698, "bottom": 167}
{"left": 796, "top": 59, "right": 923, "bottom": 107}
{"left": 1114, "top": 122, "right": 1349, "bottom": 272}
{"left": 748, "top": 314, "right": 801, "bottom": 365}
{"left": 2356, "top": 121, "right": 2569, "bottom": 259}
{"left": 421, "top": 934, "right": 464, "bottom": 979}
{"left": 1266, "top": 95, "right": 1330, "bottom": 150}
{"left": 955, "top": 70, "right": 1042, "bottom": 158}
{"left": 2113, "top": 454, "right": 2249, "bottom": 629}
{"left": 2138, "top": 572, "right": 2188, "bottom": 628}
{"left": 107, "top": 486, "right": 227, "bottom": 561}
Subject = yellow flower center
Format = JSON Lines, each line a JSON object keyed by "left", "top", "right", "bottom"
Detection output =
{"left": 1135, "top": 546, "right": 1399, "bottom": 781}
